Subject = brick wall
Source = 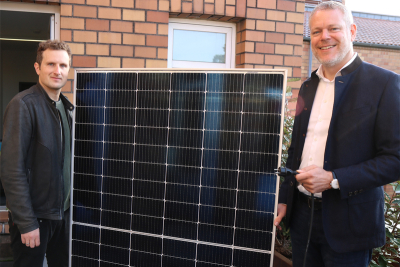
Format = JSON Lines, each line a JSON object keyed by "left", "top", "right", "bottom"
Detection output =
{"left": 302, "top": 41, "right": 400, "bottom": 82}
{"left": 57, "top": 0, "right": 305, "bottom": 101}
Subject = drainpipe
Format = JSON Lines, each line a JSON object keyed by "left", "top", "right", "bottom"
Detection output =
{"left": 308, "top": 40, "right": 313, "bottom": 78}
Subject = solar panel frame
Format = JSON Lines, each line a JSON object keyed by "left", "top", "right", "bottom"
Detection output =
{"left": 70, "top": 68, "right": 287, "bottom": 267}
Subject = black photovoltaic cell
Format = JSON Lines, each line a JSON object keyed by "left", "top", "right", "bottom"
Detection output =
{"left": 71, "top": 70, "right": 285, "bottom": 267}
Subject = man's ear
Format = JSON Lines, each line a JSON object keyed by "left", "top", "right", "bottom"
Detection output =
{"left": 34, "top": 62, "right": 40, "bottom": 75}
{"left": 350, "top": 23, "right": 357, "bottom": 42}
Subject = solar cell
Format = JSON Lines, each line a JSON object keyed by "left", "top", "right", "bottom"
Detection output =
{"left": 71, "top": 69, "right": 286, "bottom": 267}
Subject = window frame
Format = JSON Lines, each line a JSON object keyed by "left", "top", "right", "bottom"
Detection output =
{"left": 0, "top": 1, "right": 60, "bottom": 41}
{"left": 168, "top": 18, "right": 236, "bottom": 68}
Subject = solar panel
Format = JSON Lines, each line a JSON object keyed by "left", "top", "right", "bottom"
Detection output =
{"left": 71, "top": 69, "right": 287, "bottom": 267}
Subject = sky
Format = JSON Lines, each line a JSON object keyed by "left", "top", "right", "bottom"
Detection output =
{"left": 346, "top": 0, "right": 400, "bottom": 17}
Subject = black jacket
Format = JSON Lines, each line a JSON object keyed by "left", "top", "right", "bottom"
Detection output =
{"left": 279, "top": 57, "right": 400, "bottom": 252}
{"left": 1, "top": 83, "right": 74, "bottom": 234}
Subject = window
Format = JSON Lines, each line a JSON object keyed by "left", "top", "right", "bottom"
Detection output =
{"left": 0, "top": 2, "right": 60, "bottom": 209}
{"left": 168, "top": 19, "right": 236, "bottom": 68}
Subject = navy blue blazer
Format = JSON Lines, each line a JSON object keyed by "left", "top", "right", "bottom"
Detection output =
{"left": 278, "top": 56, "right": 400, "bottom": 253}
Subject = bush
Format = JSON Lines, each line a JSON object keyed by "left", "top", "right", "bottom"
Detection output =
{"left": 370, "top": 181, "right": 400, "bottom": 267}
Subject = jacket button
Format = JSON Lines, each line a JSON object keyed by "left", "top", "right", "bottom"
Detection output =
{"left": 348, "top": 192, "right": 353, "bottom": 196}
{"left": 304, "top": 108, "right": 307, "bottom": 110}
{"left": 290, "top": 181, "right": 294, "bottom": 186}
{"left": 354, "top": 190, "right": 358, "bottom": 195}
{"left": 303, "top": 134, "right": 306, "bottom": 137}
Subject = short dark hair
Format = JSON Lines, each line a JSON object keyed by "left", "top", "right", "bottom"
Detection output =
{"left": 36, "top": 40, "right": 72, "bottom": 66}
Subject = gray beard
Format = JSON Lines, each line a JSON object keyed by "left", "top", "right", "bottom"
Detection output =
{"left": 313, "top": 43, "right": 353, "bottom": 68}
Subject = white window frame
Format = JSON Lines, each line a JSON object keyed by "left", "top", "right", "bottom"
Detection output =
{"left": 0, "top": 1, "right": 60, "bottom": 41}
{"left": 168, "top": 18, "right": 236, "bottom": 68}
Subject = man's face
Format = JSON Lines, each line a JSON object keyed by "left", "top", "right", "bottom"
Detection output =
{"left": 310, "top": 9, "right": 356, "bottom": 69}
{"left": 34, "top": 49, "right": 70, "bottom": 92}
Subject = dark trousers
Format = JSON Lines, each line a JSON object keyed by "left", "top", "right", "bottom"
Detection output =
{"left": 9, "top": 209, "right": 70, "bottom": 267}
{"left": 290, "top": 194, "right": 372, "bottom": 267}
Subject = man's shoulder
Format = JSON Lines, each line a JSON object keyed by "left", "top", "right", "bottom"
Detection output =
{"left": 358, "top": 61, "right": 399, "bottom": 78}
{"left": 10, "top": 84, "right": 45, "bottom": 107}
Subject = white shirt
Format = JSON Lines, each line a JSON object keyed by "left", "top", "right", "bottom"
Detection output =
{"left": 298, "top": 53, "right": 358, "bottom": 197}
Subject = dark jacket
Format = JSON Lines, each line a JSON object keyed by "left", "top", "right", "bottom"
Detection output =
{"left": 279, "top": 56, "right": 400, "bottom": 253}
{"left": 1, "top": 83, "right": 74, "bottom": 234}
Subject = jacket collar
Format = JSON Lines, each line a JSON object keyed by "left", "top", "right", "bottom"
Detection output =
{"left": 36, "top": 82, "right": 75, "bottom": 111}
{"left": 310, "top": 55, "right": 363, "bottom": 81}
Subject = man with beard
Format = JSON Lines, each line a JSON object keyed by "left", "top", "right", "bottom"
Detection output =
{"left": 274, "top": 1, "right": 400, "bottom": 266}
{"left": 1, "top": 40, "right": 73, "bottom": 267}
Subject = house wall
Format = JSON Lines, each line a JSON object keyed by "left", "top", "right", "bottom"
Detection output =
{"left": 57, "top": 0, "right": 305, "bottom": 100}
{"left": 302, "top": 41, "right": 400, "bottom": 82}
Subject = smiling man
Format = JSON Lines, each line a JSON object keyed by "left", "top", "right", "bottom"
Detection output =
{"left": 274, "top": 1, "right": 400, "bottom": 267}
{"left": 1, "top": 40, "right": 74, "bottom": 267}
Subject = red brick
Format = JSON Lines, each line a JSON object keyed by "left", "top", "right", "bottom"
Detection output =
{"left": 171, "top": 0, "right": 182, "bottom": 12}
{"left": 276, "top": 22, "right": 294, "bottom": 33}
{"left": 182, "top": 2, "right": 193, "bottom": 13}
{"left": 111, "top": 21, "right": 133, "bottom": 32}
{"left": 60, "top": 30, "right": 71, "bottom": 42}
{"left": 236, "top": 54, "right": 241, "bottom": 65}
{"left": 265, "top": 32, "right": 284, "bottom": 43}
{"left": 277, "top": 0, "right": 295, "bottom": 11}
{"left": 257, "top": 0, "right": 276, "bottom": 9}
{"left": 61, "top": 0, "right": 85, "bottom": 4}
{"left": 204, "top": 4, "right": 214, "bottom": 14}
{"left": 73, "top": 56, "right": 96, "bottom": 67}
{"left": 215, "top": 0, "right": 225, "bottom": 15}
{"left": 193, "top": 0, "right": 204, "bottom": 13}
{"left": 243, "top": 30, "right": 265, "bottom": 42}
{"left": 158, "top": 48, "right": 168, "bottom": 59}
{"left": 265, "top": 54, "right": 283, "bottom": 65}
{"left": 86, "top": 19, "right": 110, "bottom": 31}
{"left": 61, "top": 80, "right": 72, "bottom": 93}
{"left": 293, "top": 67, "right": 301, "bottom": 77}
{"left": 226, "top": 6, "right": 235, "bottom": 17}
{"left": 285, "top": 34, "right": 303, "bottom": 45}
{"left": 146, "top": 35, "right": 168, "bottom": 47}
{"left": 74, "top": 5, "right": 97, "bottom": 18}
{"left": 135, "top": 46, "right": 157, "bottom": 58}
{"left": 135, "top": 0, "right": 158, "bottom": 10}
{"left": 135, "top": 23, "right": 157, "bottom": 34}
{"left": 285, "top": 56, "right": 302, "bottom": 66}
{"left": 61, "top": 4, "right": 72, "bottom": 16}
{"left": 147, "top": 11, "right": 169, "bottom": 23}
{"left": 247, "top": 0, "right": 256, "bottom": 7}
{"left": 111, "top": 45, "right": 133, "bottom": 57}
{"left": 247, "top": 8, "right": 266, "bottom": 19}
{"left": 236, "top": 0, "right": 246, "bottom": 17}
{"left": 241, "top": 53, "right": 264, "bottom": 64}
{"left": 255, "top": 43, "right": 274, "bottom": 53}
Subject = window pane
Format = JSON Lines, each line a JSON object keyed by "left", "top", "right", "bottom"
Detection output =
{"left": 173, "top": 29, "right": 226, "bottom": 63}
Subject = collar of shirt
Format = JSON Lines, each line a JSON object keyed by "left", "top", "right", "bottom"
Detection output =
{"left": 315, "top": 52, "right": 358, "bottom": 82}
{"left": 297, "top": 52, "right": 357, "bottom": 198}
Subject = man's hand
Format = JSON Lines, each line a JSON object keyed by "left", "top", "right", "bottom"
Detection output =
{"left": 274, "top": 204, "right": 287, "bottom": 230}
{"left": 21, "top": 228, "right": 40, "bottom": 248}
{"left": 296, "top": 165, "right": 333, "bottom": 194}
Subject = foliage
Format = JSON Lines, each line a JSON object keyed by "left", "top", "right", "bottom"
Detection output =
{"left": 275, "top": 78, "right": 300, "bottom": 259}
{"left": 280, "top": 78, "right": 299, "bottom": 167}
{"left": 370, "top": 181, "right": 400, "bottom": 267}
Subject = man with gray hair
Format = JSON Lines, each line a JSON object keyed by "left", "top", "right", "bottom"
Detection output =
{"left": 274, "top": 1, "right": 400, "bottom": 266}
{"left": 1, "top": 40, "right": 73, "bottom": 267}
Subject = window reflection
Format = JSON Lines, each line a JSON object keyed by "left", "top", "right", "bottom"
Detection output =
{"left": 172, "top": 29, "right": 226, "bottom": 63}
